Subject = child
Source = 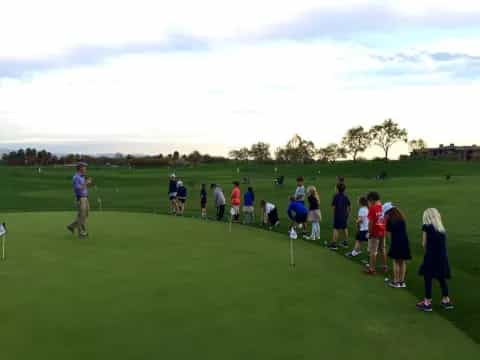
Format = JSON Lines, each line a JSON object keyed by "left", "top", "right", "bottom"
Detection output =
{"left": 211, "top": 184, "right": 226, "bottom": 221}
{"left": 304, "top": 186, "right": 321, "bottom": 241}
{"left": 295, "top": 177, "right": 306, "bottom": 204}
{"left": 364, "top": 191, "right": 387, "bottom": 275}
{"left": 345, "top": 196, "right": 369, "bottom": 258}
{"left": 383, "top": 203, "right": 411, "bottom": 288}
{"left": 176, "top": 181, "right": 187, "bottom": 216}
{"left": 416, "top": 208, "right": 454, "bottom": 312}
{"left": 329, "top": 183, "right": 351, "bottom": 251}
{"left": 168, "top": 174, "right": 178, "bottom": 214}
{"left": 287, "top": 196, "right": 308, "bottom": 235}
{"left": 260, "top": 200, "right": 280, "bottom": 229}
{"left": 231, "top": 181, "right": 241, "bottom": 223}
{"left": 243, "top": 187, "right": 255, "bottom": 224}
{"left": 200, "top": 184, "right": 207, "bottom": 219}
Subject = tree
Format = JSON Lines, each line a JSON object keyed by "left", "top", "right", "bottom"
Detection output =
{"left": 187, "top": 150, "right": 203, "bottom": 166}
{"left": 275, "top": 134, "right": 316, "bottom": 163}
{"left": 369, "top": 119, "right": 408, "bottom": 160}
{"left": 317, "top": 143, "right": 347, "bottom": 162}
{"left": 409, "top": 139, "right": 427, "bottom": 152}
{"left": 341, "top": 126, "right": 371, "bottom": 161}
{"left": 228, "top": 147, "right": 250, "bottom": 161}
{"left": 249, "top": 142, "right": 271, "bottom": 161}
{"left": 172, "top": 151, "right": 180, "bottom": 161}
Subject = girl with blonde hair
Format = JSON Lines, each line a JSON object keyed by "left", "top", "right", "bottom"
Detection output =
{"left": 304, "top": 186, "right": 322, "bottom": 241}
{"left": 416, "top": 208, "right": 454, "bottom": 312}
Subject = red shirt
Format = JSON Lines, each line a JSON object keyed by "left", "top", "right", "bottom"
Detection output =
{"left": 231, "top": 187, "right": 241, "bottom": 206}
{"left": 368, "top": 203, "right": 385, "bottom": 238}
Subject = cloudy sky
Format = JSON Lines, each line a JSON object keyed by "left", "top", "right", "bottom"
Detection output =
{"left": 1, "top": 0, "right": 479, "bottom": 157}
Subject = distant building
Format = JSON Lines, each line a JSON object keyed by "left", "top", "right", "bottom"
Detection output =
{"left": 411, "top": 144, "right": 480, "bottom": 161}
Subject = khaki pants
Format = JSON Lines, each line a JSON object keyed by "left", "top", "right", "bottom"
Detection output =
{"left": 69, "top": 197, "right": 89, "bottom": 235}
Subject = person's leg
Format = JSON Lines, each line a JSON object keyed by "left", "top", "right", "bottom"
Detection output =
{"left": 393, "top": 261, "right": 400, "bottom": 283}
{"left": 379, "top": 237, "right": 388, "bottom": 272}
{"left": 78, "top": 198, "right": 88, "bottom": 236}
{"left": 219, "top": 205, "right": 225, "bottom": 220}
{"left": 438, "top": 278, "right": 450, "bottom": 303}
{"left": 68, "top": 200, "right": 80, "bottom": 231}
{"left": 270, "top": 208, "right": 279, "bottom": 227}
{"left": 424, "top": 276, "right": 433, "bottom": 303}
{"left": 314, "top": 222, "right": 320, "bottom": 239}
{"left": 332, "top": 229, "right": 338, "bottom": 244}
{"left": 367, "top": 238, "right": 379, "bottom": 272}
{"left": 400, "top": 261, "right": 407, "bottom": 283}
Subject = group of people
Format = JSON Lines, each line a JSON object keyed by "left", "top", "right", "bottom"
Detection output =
{"left": 66, "top": 163, "right": 454, "bottom": 313}
{"left": 174, "top": 173, "right": 454, "bottom": 313}
{"left": 284, "top": 176, "right": 454, "bottom": 313}
{"left": 169, "top": 174, "right": 257, "bottom": 225}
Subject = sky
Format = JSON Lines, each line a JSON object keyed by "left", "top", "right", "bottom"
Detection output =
{"left": 1, "top": 0, "right": 479, "bottom": 158}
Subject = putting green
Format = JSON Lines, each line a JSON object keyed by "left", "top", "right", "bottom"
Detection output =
{"left": 0, "top": 212, "right": 478, "bottom": 359}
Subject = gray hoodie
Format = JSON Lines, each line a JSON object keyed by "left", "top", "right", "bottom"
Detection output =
{"left": 214, "top": 187, "right": 226, "bottom": 207}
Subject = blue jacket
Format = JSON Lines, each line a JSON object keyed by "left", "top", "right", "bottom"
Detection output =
{"left": 169, "top": 180, "right": 178, "bottom": 194}
{"left": 244, "top": 191, "right": 254, "bottom": 206}
{"left": 177, "top": 186, "right": 187, "bottom": 199}
{"left": 287, "top": 201, "right": 308, "bottom": 220}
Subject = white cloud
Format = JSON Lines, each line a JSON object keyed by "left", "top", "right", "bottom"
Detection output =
{"left": 1, "top": 1, "right": 479, "bottom": 157}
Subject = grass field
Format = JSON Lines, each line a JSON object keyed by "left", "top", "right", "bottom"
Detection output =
{"left": 0, "top": 161, "right": 479, "bottom": 358}
{"left": 1, "top": 211, "right": 478, "bottom": 359}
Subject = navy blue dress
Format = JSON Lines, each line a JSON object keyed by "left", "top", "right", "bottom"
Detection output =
{"left": 386, "top": 219, "right": 412, "bottom": 260}
{"left": 419, "top": 225, "right": 451, "bottom": 279}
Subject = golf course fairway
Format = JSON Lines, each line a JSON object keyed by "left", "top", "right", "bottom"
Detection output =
{"left": 0, "top": 211, "right": 478, "bottom": 359}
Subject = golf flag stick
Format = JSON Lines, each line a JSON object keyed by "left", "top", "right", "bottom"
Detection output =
{"left": 289, "top": 227, "right": 297, "bottom": 268}
{"left": 2, "top": 235, "right": 5, "bottom": 261}
{"left": 289, "top": 236, "right": 295, "bottom": 268}
{"left": 229, "top": 207, "right": 236, "bottom": 233}
{"left": 0, "top": 223, "right": 7, "bottom": 261}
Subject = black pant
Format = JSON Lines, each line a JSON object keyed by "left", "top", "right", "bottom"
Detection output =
{"left": 268, "top": 208, "right": 279, "bottom": 226}
{"left": 424, "top": 276, "right": 449, "bottom": 299}
{"left": 217, "top": 205, "right": 225, "bottom": 221}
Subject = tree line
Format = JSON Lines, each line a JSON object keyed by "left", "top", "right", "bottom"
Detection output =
{"left": 2, "top": 119, "right": 428, "bottom": 166}
{"left": 1, "top": 149, "right": 227, "bottom": 167}
{"left": 230, "top": 119, "right": 426, "bottom": 163}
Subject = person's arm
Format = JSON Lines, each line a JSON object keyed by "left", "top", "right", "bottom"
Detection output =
{"left": 422, "top": 231, "right": 427, "bottom": 250}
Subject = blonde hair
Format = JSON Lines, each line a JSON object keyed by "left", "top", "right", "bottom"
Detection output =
{"left": 423, "top": 208, "right": 446, "bottom": 233}
{"left": 307, "top": 186, "right": 320, "bottom": 202}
